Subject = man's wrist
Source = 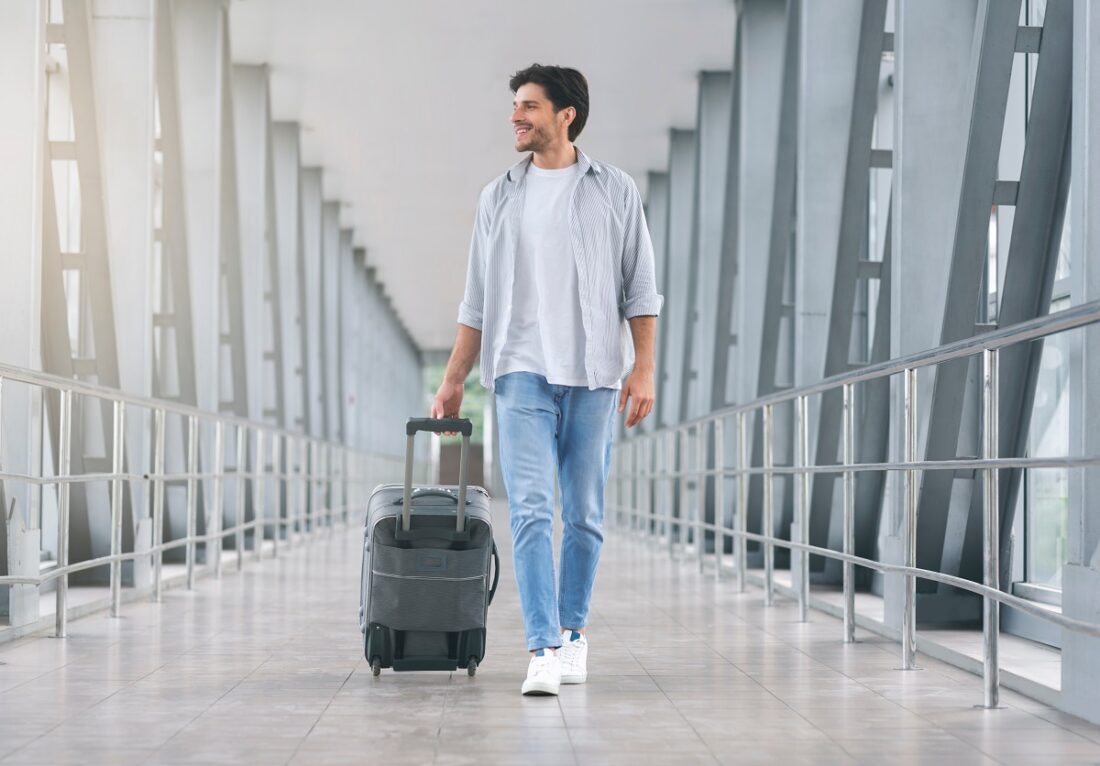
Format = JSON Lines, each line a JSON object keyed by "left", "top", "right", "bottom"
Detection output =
{"left": 632, "top": 360, "right": 656, "bottom": 375}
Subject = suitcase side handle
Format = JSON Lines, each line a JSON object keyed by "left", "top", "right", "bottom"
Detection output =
{"left": 403, "top": 418, "right": 471, "bottom": 532}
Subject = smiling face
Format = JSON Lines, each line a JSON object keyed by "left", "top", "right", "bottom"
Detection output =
{"left": 511, "top": 82, "right": 574, "bottom": 153}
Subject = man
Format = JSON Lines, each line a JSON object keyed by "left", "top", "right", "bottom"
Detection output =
{"left": 431, "top": 64, "right": 662, "bottom": 696}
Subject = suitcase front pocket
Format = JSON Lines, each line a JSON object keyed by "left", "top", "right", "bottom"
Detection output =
{"left": 369, "top": 545, "right": 488, "bottom": 633}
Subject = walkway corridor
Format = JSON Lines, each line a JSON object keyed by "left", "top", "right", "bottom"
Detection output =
{"left": 2, "top": 502, "right": 1100, "bottom": 765}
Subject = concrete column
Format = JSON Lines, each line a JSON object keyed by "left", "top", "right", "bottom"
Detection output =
{"left": 884, "top": 0, "right": 977, "bottom": 629}
{"left": 656, "top": 129, "right": 696, "bottom": 429}
{"left": 272, "top": 123, "right": 307, "bottom": 433}
{"left": 1063, "top": 0, "right": 1100, "bottom": 725}
{"left": 0, "top": 2, "right": 46, "bottom": 625}
{"left": 92, "top": 0, "right": 157, "bottom": 586}
{"left": 174, "top": 0, "right": 224, "bottom": 418}
{"left": 300, "top": 168, "right": 325, "bottom": 439}
{"left": 231, "top": 63, "right": 274, "bottom": 425}
{"left": 733, "top": 0, "right": 785, "bottom": 407}
{"left": 321, "top": 201, "right": 341, "bottom": 441}
{"left": 684, "top": 72, "right": 732, "bottom": 421}
{"left": 794, "top": 0, "right": 862, "bottom": 392}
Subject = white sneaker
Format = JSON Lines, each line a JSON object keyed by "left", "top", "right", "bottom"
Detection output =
{"left": 521, "top": 649, "right": 561, "bottom": 696}
{"left": 558, "top": 630, "right": 588, "bottom": 684}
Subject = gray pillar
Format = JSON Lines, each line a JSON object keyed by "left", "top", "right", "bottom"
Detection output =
{"left": 300, "top": 168, "right": 326, "bottom": 439}
{"left": 232, "top": 64, "right": 275, "bottom": 425}
{"left": 272, "top": 123, "right": 309, "bottom": 433}
{"left": 0, "top": 1, "right": 46, "bottom": 625}
{"left": 683, "top": 72, "right": 733, "bottom": 422}
{"left": 733, "top": 0, "right": 786, "bottom": 408}
{"left": 656, "top": 129, "right": 696, "bottom": 429}
{"left": 1063, "top": 0, "right": 1100, "bottom": 725}
{"left": 321, "top": 201, "right": 341, "bottom": 440}
{"left": 93, "top": 0, "right": 157, "bottom": 586}
{"left": 175, "top": 0, "right": 224, "bottom": 418}
{"left": 884, "top": 0, "right": 977, "bottom": 630}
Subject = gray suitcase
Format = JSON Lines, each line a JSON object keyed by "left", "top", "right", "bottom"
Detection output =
{"left": 359, "top": 417, "right": 499, "bottom": 676}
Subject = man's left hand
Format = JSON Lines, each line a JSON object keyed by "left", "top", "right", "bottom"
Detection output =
{"left": 619, "top": 368, "right": 655, "bottom": 428}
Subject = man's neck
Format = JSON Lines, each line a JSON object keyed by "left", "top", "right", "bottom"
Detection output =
{"left": 531, "top": 142, "right": 577, "bottom": 170}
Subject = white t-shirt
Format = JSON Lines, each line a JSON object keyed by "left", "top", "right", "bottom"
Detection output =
{"left": 497, "top": 161, "right": 590, "bottom": 387}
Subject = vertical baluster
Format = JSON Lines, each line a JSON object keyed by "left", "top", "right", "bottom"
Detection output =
{"left": 151, "top": 407, "right": 166, "bottom": 603}
{"left": 982, "top": 348, "right": 1000, "bottom": 707}
{"left": 842, "top": 383, "right": 856, "bottom": 643}
{"left": 55, "top": 389, "right": 73, "bottom": 636}
{"left": 109, "top": 400, "right": 125, "bottom": 617}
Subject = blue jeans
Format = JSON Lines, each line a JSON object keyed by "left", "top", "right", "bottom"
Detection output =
{"left": 494, "top": 372, "right": 618, "bottom": 651}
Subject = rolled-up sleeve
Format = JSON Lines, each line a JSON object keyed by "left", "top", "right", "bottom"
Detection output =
{"left": 619, "top": 176, "right": 664, "bottom": 318}
{"left": 457, "top": 187, "right": 490, "bottom": 330}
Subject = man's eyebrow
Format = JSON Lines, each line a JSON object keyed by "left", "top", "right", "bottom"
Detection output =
{"left": 512, "top": 99, "right": 540, "bottom": 107}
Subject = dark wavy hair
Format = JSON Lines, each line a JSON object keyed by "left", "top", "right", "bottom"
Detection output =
{"left": 509, "top": 64, "right": 589, "bottom": 142}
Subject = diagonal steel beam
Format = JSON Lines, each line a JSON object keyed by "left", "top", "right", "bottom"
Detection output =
{"left": 807, "top": 0, "right": 889, "bottom": 571}
{"left": 915, "top": 0, "right": 1022, "bottom": 589}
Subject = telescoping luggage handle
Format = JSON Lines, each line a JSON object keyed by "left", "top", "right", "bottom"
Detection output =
{"left": 403, "top": 417, "right": 472, "bottom": 533}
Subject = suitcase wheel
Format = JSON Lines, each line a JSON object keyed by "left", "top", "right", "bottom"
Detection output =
{"left": 371, "top": 657, "right": 382, "bottom": 677}
{"left": 467, "top": 658, "right": 477, "bottom": 677}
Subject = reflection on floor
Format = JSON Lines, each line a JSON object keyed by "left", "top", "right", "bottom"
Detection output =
{"left": 1, "top": 500, "right": 1099, "bottom": 765}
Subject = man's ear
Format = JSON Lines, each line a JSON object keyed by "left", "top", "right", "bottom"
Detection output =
{"left": 561, "top": 106, "right": 576, "bottom": 127}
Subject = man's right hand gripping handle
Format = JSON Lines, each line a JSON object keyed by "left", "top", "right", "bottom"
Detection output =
{"left": 430, "top": 323, "right": 481, "bottom": 435}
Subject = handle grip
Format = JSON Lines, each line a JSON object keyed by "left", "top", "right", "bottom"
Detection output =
{"left": 406, "top": 417, "right": 472, "bottom": 437}
{"left": 403, "top": 418, "right": 471, "bottom": 533}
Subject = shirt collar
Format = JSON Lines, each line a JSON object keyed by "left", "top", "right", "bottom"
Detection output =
{"left": 506, "top": 146, "right": 600, "bottom": 183}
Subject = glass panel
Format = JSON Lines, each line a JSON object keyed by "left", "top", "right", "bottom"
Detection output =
{"left": 1025, "top": 297, "right": 1070, "bottom": 587}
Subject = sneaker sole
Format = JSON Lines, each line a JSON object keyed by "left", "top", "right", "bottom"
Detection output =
{"left": 521, "top": 680, "right": 560, "bottom": 696}
{"left": 560, "top": 673, "right": 587, "bottom": 684}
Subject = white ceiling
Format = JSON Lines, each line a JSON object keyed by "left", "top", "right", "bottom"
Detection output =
{"left": 230, "top": 0, "right": 736, "bottom": 351}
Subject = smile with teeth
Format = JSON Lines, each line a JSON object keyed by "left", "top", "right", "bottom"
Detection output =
{"left": 515, "top": 126, "right": 532, "bottom": 136}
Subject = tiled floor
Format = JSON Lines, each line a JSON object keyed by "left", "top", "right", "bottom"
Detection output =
{"left": 2, "top": 501, "right": 1100, "bottom": 765}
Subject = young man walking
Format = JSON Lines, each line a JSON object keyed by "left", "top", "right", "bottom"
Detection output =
{"left": 431, "top": 64, "right": 662, "bottom": 696}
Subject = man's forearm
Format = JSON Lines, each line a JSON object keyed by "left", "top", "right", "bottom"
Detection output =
{"left": 445, "top": 324, "right": 482, "bottom": 383}
{"left": 628, "top": 316, "right": 656, "bottom": 373}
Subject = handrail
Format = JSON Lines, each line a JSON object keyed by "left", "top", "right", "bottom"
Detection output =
{"left": 675, "top": 297, "right": 1100, "bottom": 429}
{"left": 609, "top": 299, "right": 1100, "bottom": 710}
{"left": 0, "top": 363, "right": 420, "bottom": 639}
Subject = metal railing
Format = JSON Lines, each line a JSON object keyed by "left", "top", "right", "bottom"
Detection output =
{"left": 0, "top": 362, "right": 416, "bottom": 637}
{"left": 608, "top": 299, "right": 1100, "bottom": 710}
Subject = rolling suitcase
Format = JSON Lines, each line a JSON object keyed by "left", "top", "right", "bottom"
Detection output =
{"left": 359, "top": 417, "right": 499, "bottom": 677}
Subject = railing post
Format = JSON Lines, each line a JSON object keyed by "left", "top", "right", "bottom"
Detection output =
{"left": 109, "top": 400, "right": 125, "bottom": 618}
{"left": 678, "top": 428, "right": 689, "bottom": 557}
{"left": 270, "top": 433, "right": 280, "bottom": 557}
{"left": 842, "top": 382, "right": 856, "bottom": 643}
{"left": 763, "top": 404, "right": 774, "bottom": 607}
{"left": 212, "top": 420, "right": 225, "bottom": 579}
{"left": 310, "top": 440, "right": 320, "bottom": 536}
{"left": 665, "top": 430, "right": 675, "bottom": 555}
{"left": 235, "top": 423, "right": 247, "bottom": 570}
{"left": 736, "top": 410, "right": 748, "bottom": 593}
{"left": 982, "top": 348, "right": 1001, "bottom": 708}
{"left": 714, "top": 418, "right": 725, "bottom": 581}
{"left": 697, "top": 422, "right": 707, "bottom": 573}
{"left": 185, "top": 414, "right": 198, "bottom": 589}
{"left": 55, "top": 389, "right": 73, "bottom": 637}
{"left": 254, "top": 428, "right": 265, "bottom": 563}
{"left": 633, "top": 437, "right": 643, "bottom": 536}
{"left": 902, "top": 368, "right": 919, "bottom": 670}
{"left": 298, "top": 436, "right": 309, "bottom": 539}
{"left": 795, "top": 395, "right": 809, "bottom": 622}
{"left": 151, "top": 407, "right": 166, "bottom": 603}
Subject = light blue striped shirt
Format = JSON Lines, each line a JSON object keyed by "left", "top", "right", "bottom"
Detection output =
{"left": 458, "top": 148, "right": 664, "bottom": 392}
